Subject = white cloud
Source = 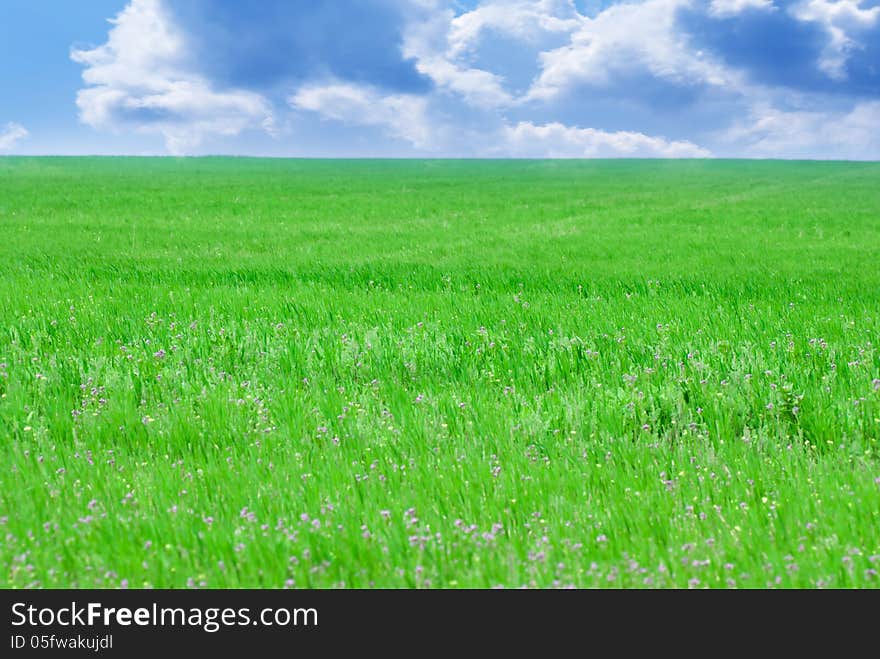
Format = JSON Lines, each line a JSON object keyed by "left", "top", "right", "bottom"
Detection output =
{"left": 0, "top": 123, "right": 29, "bottom": 151}
{"left": 71, "top": 0, "right": 273, "bottom": 154}
{"left": 289, "top": 83, "right": 434, "bottom": 148}
{"left": 723, "top": 101, "right": 880, "bottom": 159}
{"left": 408, "top": 54, "right": 514, "bottom": 108}
{"left": 401, "top": 4, "right": 515, "bottom": 108}
{"left": 709, "top": 0, "right": 775, "bottom": 17}
{"left": 791, "top": 0, "right": 880, "bottom": 79}
{"left": 447, "top": 0, "right": 582, "bottom": 58}
{"left": 63, "top": 0, "right": 880, "bottom": 159}
{"left": 501, "top": 121, "right": 712, "bottom": 157}
{"left": 526, "top": 0, "right": 737, "bottom": 100}
{"left": 401, "top": 1, "right": 592, "bottom": 108}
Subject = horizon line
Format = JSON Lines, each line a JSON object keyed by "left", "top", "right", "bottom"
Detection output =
{"left": 2, "top": 155, "right": 880, "bottom": 164}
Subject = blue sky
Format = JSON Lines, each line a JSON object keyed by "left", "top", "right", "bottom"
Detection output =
{"left": 2, "top": 0, "right": 879, "bottom": 158}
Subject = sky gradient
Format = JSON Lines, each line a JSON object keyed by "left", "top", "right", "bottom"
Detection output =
{"left": 2, "top": 0, "right": 879, "bottom": 158}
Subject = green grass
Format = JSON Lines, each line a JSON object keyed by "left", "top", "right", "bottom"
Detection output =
{"left": 1, "top": 157, "right": 879, "bottom": 588}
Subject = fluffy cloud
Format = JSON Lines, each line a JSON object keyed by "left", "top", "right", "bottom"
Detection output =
{"left": 401, "top": 1, "right": 597, "bottom": 108}
{"left": 405, "top": 53, "right": 514, "bottom": 108}
{"left": 446, "top": 0, "right": 582, "bottom": 57}
{"left": 508, "top": 1, "right": 880, "bottom": 104}
{"left": 401, "top": 3, "right": 515, "bottom": 108}
{"left": 289, "top": 83, "right": 434, "bottom": 149}
{"left": 679, "top": 1, "right": 880, "bottom": 94}
{"left": 69, "top": 1, "right": 880, "bottom": 158}
{"left": 501, "top": 121, "right": 711, "bottom": 157}
{"left": 71, "top": 0, "right": 273, "bottom": 154}
{"left": 723, "top": 101, "right": 880, "bottom": 159}
{"left": 0, "top": 123, "right": 29, "bottom": 151}
{"left": 403, "top": 0, "right": 741, "bottom": 108}
{"left": 791, "top": 0, "right": 880, "bottom": 79}
{"left": 526, "top": 0, "right": 737, "bottom": 101}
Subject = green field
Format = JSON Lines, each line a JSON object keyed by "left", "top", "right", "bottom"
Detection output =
{"left": 1, "top": 157, "right": 879, "bottom": 588}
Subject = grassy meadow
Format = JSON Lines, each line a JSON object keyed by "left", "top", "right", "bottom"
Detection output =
{"left": 1, "top": 157, "right": 878, "bottom": 588}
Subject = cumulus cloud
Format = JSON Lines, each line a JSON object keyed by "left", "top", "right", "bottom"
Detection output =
{"left": 289, "top": 83, "right": 434, "bottom": 149}
{"left": 791, "top": 0, "right": 880, "bottom": 79}
{"left": 0, "top": 123, "right": 29, "bottom": 151}
{"left": 401, "top": 3, "right": 515, "bottom": 108}
{"left": 501, "top": 121, "right": 712, "bottom": 157}
{"left": 446, "top": 0, "right": 582, "bottom": 57}
{"left": 71, "top": 0, "right": 273, "bottom": 154}
{"left": 680, "top": 1, "right": 880, "bottom": 94}
{"left": 723, "top": 101, "right": 880, "bottom": 159}
{"left": 526, "top": 0, "right": 737, "bottom": 101}
{"left": 400, "top": 1, "right": 597, "bottom": 108}
{"left": 68, "top": 1, "right": 880, "bottom": 158}
{"left": 402, "top": 0, "right": 742, "bottom": 108}
{"left": 405, "top": 53, "right": 514, "bottom": 108}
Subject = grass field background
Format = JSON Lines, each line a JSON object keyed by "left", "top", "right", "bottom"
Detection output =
{"left": 1, "top": 157, "right": 878, "bottom": 588}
